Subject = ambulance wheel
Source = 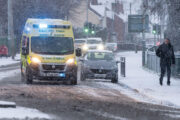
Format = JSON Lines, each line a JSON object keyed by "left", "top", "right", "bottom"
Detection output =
{"left": 70, "top": 76, "right": 77, "bottom": 85}
{"left": 20, "top": 63, "right": 25, "bottom": 83}
{"left": 26, "top": 67, "right": 33, "bottom": 84}
{"left": 21, "top": 73, "right": 25, "bottom": 83}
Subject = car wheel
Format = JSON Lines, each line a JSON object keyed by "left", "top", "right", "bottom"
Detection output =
{"left": 111, "top": 74, "right": 118, "bottom": 83}
{"left": 26, "top": 67, "right": 33, "bottom": 84}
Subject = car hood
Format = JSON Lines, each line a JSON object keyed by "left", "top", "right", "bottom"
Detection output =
{"left": 87, "top": 44, "right": 100, "bottom": 47}
{"left": 84, "top": 60, "right": 117, "bottom": 70}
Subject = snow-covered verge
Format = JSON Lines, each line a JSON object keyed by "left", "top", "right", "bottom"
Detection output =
{"left": 0, "top": 54, "right": 53, "bottom": 120}
{"left": 0, "top": 69, "right": 19, "bottom": 81}
{"left": 0, "top": 54, "right": 20, "bottom": 67}
{"left": 0, "top": 101, "right": 16, "bottom": 107}
{"left": 0, "top": 107, "right": 52, "bottom": 120}
{"left": 116, "top": 51, "right": 180, "bottom": 107}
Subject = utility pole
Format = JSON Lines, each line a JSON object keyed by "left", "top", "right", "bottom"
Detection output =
{"left": 8, "top": 0, "right": 15, "bottom": 59}
{"left": 86, "top": 0, "right": 89, "bottom": 38}
{"left": 111, "top": 0, "right": 117, "bottom": 43}
{"left": 142, "top": 1, "right": 147, "bottom": 66}
{"left": 130, "top": 3, "right": 132, "bottom": 15}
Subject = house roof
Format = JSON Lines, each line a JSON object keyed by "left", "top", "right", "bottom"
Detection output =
{"left": 90, "top": 0, "right": 142, "bottom": 22}
{"left": 90, "top": 3, "right": 127, "bottom": 22}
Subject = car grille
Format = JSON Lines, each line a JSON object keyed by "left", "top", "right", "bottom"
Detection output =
{"left": 89, "top": 46, "right": 97, "bottom": 49}
{"left": 42, "top": 64, "right": 65, "bottom": 71}
{"left": 90, "top": 69, "right": 110, "bottom": 74}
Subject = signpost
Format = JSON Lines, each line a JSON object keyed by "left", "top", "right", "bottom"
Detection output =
{"left": 128, "top": 15, "right": 149, "bottom": 66}
{"left": 128, "top": 15, "right": 149, "bottom": 33}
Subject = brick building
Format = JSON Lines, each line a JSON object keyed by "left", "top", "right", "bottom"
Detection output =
{"left": 90, "top": 0, "right": 125, "bottom": 43}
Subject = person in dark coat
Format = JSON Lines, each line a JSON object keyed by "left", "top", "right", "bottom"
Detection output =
{"left": 156, "top": 38, "right": 175, "bottom": 86}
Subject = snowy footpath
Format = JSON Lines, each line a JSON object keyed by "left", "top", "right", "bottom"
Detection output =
{"left": 0, "top": 54, "right": 53, "bottom": 120}
{"left": 0, "top": 54, "right": 20, "bottom": 67}
{"left": 118, "top": 51, "right": 180, "bottom": 108}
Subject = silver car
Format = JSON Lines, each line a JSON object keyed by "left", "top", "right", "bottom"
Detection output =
{"left": 80, "top": 50, "right": 118, "bottom": 83}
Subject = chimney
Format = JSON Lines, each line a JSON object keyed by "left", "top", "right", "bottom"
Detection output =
{"left": 91, "top": 0, "right": 98, "bottom": 5}
{"left": 111, "top": 0, "right": 124, "bottom": 14}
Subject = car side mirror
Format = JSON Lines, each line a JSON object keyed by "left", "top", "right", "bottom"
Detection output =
{"left": 116, "top": 61, "right": 120, "bottom": 64}
{"left": 76, "top": 48, "right": 82, "bottom": 57}
{"left": 79, "top": 58, "right": 84, "bottom": 62}
{"left": 22, "top": 47, "right": 29, "bottom": 55}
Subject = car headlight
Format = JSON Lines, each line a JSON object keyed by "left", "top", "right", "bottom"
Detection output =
{"left": 82, "top": 45, "right": 88, "bottom": 51}
{"left": 97, "top": 44, "right": 104, "bottom": 50}
{"left": 66, "top": 58, "right": 75, "bottom": 65}
{"left": 31, "top": 57, "right": 41, "bottom": 64}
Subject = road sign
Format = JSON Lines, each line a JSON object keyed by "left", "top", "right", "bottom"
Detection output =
{"left": 128, "top": 15, "right": 149, "bottom": 33}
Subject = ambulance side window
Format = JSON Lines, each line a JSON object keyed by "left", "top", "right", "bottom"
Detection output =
{"left": 22, "top": 36, "right": 29, "bottom": 48}
{"left": 22, "top": 36, "right": 27, "bottom": 47}
{"left": 22, "top": 36, "right": 29, "bottom": 54}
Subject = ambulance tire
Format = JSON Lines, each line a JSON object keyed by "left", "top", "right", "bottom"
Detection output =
{"left": 70, "top": 75, "right": 77, "bottom": 85}
{"left": 26, "top": 67, "right": 33, "bottom": 84}
{"left": 20, "top": 63, "right": 25, "bottom": 83}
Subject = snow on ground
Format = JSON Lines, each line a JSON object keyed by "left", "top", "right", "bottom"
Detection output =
{"left": 0, "top": 107, "right": 51, "bottom": 119}
{"left": 0, "top": 101, "right": 16, "bottom": 106}
{"left": 0, "top": 69, "right": 19, "bottom": 81}
{"left": 116, "top": 51, "right": 180, "bottom": 107}
{"left": 0, "top": 54, "right": 53, "bottom": 120}
{"left": 0, "top": 54, "right": 20, "bottom": 67}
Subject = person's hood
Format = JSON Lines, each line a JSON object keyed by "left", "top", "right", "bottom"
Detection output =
{"left": 84, "top": 60, "right": 117, "bottom": 70}
{"left": 162, "top": 42, "right": 172, "bottom": 48}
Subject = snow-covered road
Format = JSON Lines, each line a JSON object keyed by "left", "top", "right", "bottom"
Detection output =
{"left": 0, "top": 52, "right": 180, "bottom": 120}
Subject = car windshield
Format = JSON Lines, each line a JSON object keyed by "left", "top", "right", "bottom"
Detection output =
{"left": 31, "top": 37, "right": 74, "bottom": 55}
{"left": 107, "top": 43, "right": 117, "bottom": 46}
{"left": 87, "top": 52, "right": 114, "bottom": 61}
{"left": 87, "top": 40, "right": 101, "bottom": 44}
{"left": 75, "top": 40, "right": 86, "bottom": 44}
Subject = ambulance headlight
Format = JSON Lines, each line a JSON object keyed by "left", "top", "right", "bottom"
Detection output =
{"left": 39, "top": 24, "right": 48, "bottom": 29}
{"left": 31, "top": 57, "right": 41, "bottom": 64}
{"left": 66, "top": 58, "right": 75, "bottom": 65}
{"left": 97, "top": 44, "right": 104, "bottom": 50}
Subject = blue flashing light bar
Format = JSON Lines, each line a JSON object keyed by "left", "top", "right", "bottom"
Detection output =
{"left": 39, "top": 24, "right": 48, "bottom": 29}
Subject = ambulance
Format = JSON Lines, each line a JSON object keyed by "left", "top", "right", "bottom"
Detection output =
{"left": 20, "top": 19, "right": 81, "bottom": 85}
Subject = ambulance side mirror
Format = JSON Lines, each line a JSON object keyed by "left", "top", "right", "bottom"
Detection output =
{"left": 76, "top": 48, "right": 82, "bottom": 57}
{"left": 22, "top": 47, "right": 29, "bottom": 55}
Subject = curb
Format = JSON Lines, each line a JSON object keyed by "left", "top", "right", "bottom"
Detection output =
{"left": 0, "top": 101, "right": 16, "bottom": 108}
{"left": 0, "top": 62, "right": 20, "bottom": 69}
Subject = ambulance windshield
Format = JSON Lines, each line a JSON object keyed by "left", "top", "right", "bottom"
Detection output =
{"left": 31, "top": 37, "right": 74, "bottom": 55}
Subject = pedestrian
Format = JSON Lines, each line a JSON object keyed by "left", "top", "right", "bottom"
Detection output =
{"left": 156, "top": 38, "right": 175, "bottom": 86}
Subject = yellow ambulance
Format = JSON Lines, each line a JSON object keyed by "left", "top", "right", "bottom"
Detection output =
{"left": 20, "top": 18, "right": 81, "bottom": 85}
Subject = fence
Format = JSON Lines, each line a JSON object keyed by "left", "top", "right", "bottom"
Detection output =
{"left": 146, "top": 51, "right": 180, "bottom": 78}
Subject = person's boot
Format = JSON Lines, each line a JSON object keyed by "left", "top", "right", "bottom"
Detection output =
{"left": 159, "top": 78, "right": 163, "bottom": 86}
{"left": 167, "top": 81, "right": 170, "bottom": 86}
{"left": 167, "top": 79, "right": 171, "bottom": 86}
